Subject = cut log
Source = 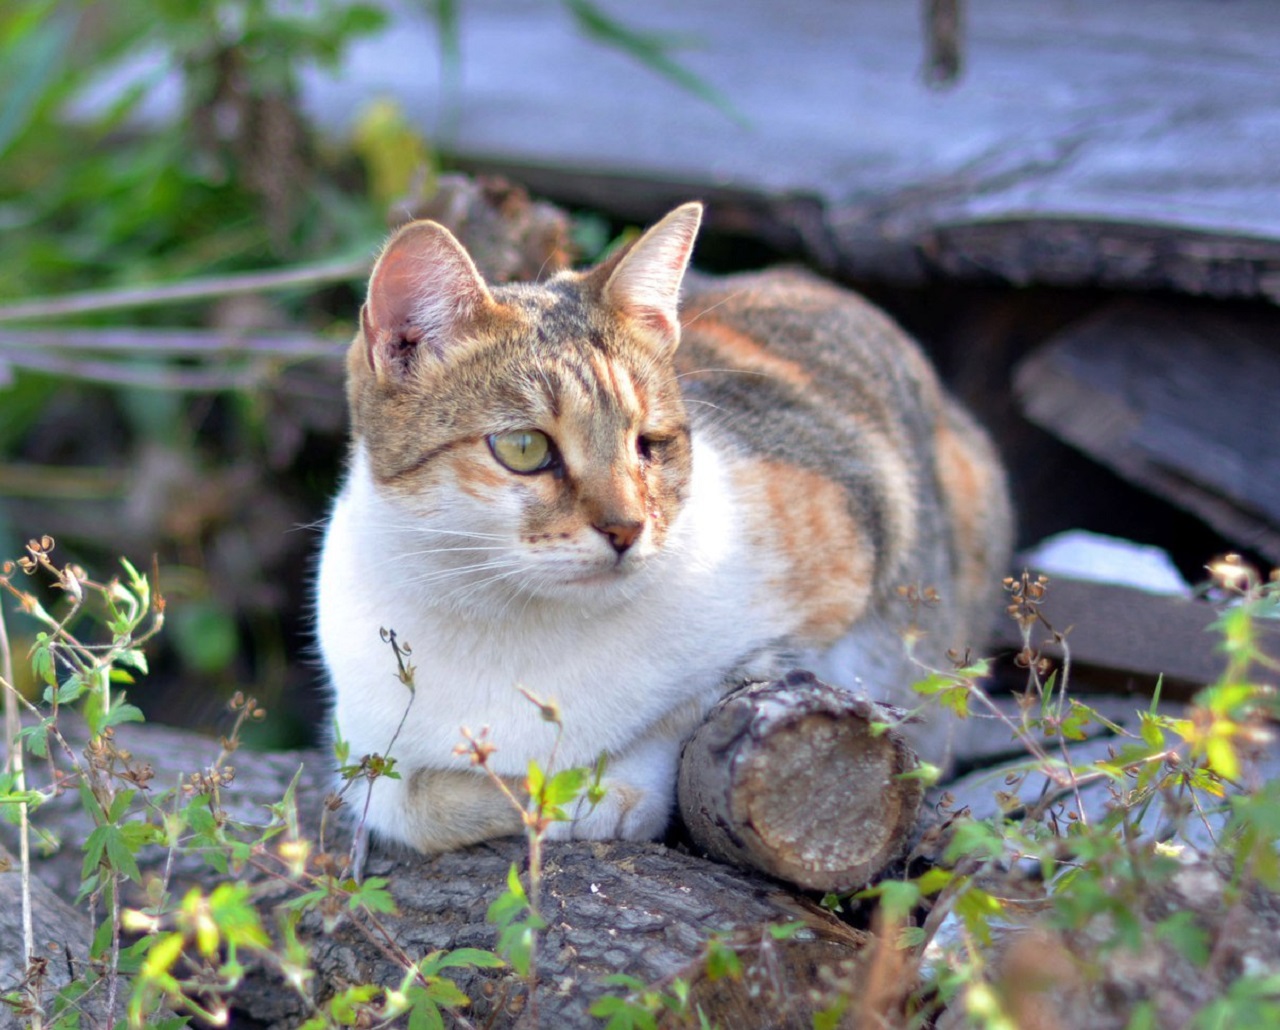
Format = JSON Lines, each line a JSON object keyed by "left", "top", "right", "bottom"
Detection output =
{"left": 677, "top": 672, "right": 924, "bottom": 892}
{"left": 1014, "top": 301, "right": 1280, "bottom": 562}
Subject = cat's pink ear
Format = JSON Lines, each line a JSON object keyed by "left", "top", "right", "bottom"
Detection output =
{"left": 361, "top": 220, "right": 493, "bottom": 381}
{"left": 603, "top": 202, "right": 702, "bottom": 350}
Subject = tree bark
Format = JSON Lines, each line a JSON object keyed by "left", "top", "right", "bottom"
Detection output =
{"left": 678, "top": 672, "right": 924, "bottom": 892}
{"left": 0, "top": 844, "right": 96, "bottom": 1030}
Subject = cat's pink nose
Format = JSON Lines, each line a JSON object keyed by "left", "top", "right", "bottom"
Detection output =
{"left": 596, "top": 521, "right": 643, "bottom": 555}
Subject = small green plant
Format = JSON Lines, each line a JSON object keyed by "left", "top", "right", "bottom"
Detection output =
{"left": 0, "top": 539, "right": 510, "bottom": 1029}
{"left": 864, "top": 559, "right": 1280, "bottom": 1028}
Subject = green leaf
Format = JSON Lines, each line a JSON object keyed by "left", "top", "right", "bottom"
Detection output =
{"left": 81, "top": 825, "right": 109, "bottom": 882}
{"left": 496, "top": 922, "right": 537, "bottom": 977}
{"left": 329, "top": 983, "right": 380, "bottom": 1023}
{"left": 16, "top": 721, "right": 50, "bottom": 758}
{"left": 1059, "top": 700, "right": 1093, "bottom": 741}
{"left": 0, "top": 3, "right": 77, "bottom": 159}
{"left": 862, "top": 879, "right": 921, "bottom": 922}
{"left": 422, "top": 978, "right": 471, "bottom": 1008}
{"left": 542, "top": 767, "right": 588, "bottom": 813}
{"left": 115, "top": 648, "right": 149, "bottom": 675}
{"left": 90, "top": 916, "right": 114, "bottom": 960}
{"left": 943, "top": 818, "right": 1007, "bottom": 864}
{"left": 419, "top": 948, "right": 505, "bottom": 975}
{"left": 351, "top": 97, "right": 435, "bottom": 208}
{"left": 487, "top": 863, "right": 530, "bottom": 928}
{"left": 103, "top": 824, "right": 142, "bottom": 882}
{"left": 107, "top": 789, "right": 135, "bottom": 823}
{"left": 914, "top": 867, "right": 955, "bottom": 896}
{"left": 954, "top": 887, "right": 1004, "bottom": 946}
{"left": 590, "top": 994, "right": 658, "bottom": 1030}
{"left": 702, "top": 937, "right": 741, "bottom": 982}
{"left": 102, "top": 700, "right": 145, "bottom": 728}
{"left": 1138, "top": 712, "right": 1166, "bottom": 750}
{"left": 525, "top": 759, "right": 545, "bottom": 801}
{"left": 119, "top": 556, "right": 149, "bottom": 609}
{"left": 31, "top": 632, "right": 57, "bottom": 687}
{"left": 407, "top": 989, "right": 446, "bottom": 1030}
{"left": 349, "top": 876, "right": 398, "bottom": 915}
{"left": 46, "top": 673, "right": 88, "bottom": 706}
{"left": 332, "top": 718, "right": 350, "bottom": 766}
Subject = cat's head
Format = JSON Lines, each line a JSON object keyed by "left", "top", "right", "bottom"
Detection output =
{"left": 347, "top": 202, "right": 703, "bottom": 608}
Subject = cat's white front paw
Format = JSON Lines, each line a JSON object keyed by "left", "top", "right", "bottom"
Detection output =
{"left": 543, "top": 779, "right": 672, "bottom": 843}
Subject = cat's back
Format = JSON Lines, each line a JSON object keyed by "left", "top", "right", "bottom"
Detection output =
{"left": 676, "top": 266, "right": 1011, "bottom": 673}
{"left": 679, "top": 266, "right": 939, "bottom": 420}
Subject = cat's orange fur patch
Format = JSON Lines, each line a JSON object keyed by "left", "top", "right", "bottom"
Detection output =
{"left": 934, "top": 417, "right": 1006, "bottom": 615}
{"left": 735, "top": 459, "right": 874, "bottom": 647}
{"left": 683, "top": 318, "right": 812, "bottom": 388}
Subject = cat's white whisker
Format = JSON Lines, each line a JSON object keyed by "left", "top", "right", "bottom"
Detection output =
{"left": 396, "top": 544, "right": 511, "bottom": 558}
{"left": 674, "top": 366, "right": 774, "bottom": 381}
{"left": 679, "top": 288, "right": 748, "bottom": 328}
{"left": 403, "top": 560, "right": 526, "bottom": 588}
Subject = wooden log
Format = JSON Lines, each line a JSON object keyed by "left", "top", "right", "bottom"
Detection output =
{"left": 677, "top": 672, "right": 924, "bottom": 892}
{"left": 1015, "top": 300, "right": 1280, "bottom": 561}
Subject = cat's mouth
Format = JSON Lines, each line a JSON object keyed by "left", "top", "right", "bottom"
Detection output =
{"left": 563, "top": 553, "right": 644, "bottom": 587}
{"left": 568, "top": 565, "right": 628, "bottom": 586}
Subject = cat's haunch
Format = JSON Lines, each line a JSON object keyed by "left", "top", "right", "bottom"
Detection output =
{"left": 317, "top": 201, "right": 1012, "bottom": 855}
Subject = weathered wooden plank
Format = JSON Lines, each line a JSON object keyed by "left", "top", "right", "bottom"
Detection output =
{"left": 306, "top": 0, "right": 1280, "bottom": 295}
{"left": 988, "top": 574, "right": 1259, "bottom": 691}
{"left": 1014, "top": 302, "right": 1280, "bottom": 561}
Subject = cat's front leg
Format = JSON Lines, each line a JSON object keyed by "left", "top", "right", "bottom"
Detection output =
{"left": 543, "top": 728, "right": 686, "bottom": 843}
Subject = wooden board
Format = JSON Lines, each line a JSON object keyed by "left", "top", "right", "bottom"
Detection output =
{"left": 988, "top": 574, "right": 1255, "bottom": 692}
{"left": 304, "top": 0, "right": 1280, "bottom": 296}
{"left": 1014, "top": 301, "right": 1280, "bottom": 561}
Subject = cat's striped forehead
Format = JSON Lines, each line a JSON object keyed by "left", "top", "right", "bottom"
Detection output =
{"left": 488, "top": 277, "right": 675, "bottom": 428}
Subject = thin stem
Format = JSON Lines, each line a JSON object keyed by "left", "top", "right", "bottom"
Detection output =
{"left": 1, "top": 348, "right": 282, "bottom": 392}
{"left": 1, "top": 601, "right": 42, "bottom": 1029}
{"left": 104, "top": 873, "right": 122, "bottom": 1030}
{"left": 0, "top": 326, "right": 340, "bottom": 358}
{"left": 0, "top": 254, "right": 372, "bottom": 323}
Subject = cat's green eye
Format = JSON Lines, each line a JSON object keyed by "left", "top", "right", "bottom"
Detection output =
{"left": 489, "top": 430, "right": 555, "bottom": 473}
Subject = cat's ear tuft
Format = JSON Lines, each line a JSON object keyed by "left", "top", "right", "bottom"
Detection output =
{"left": 362, "top": 220, "right": 493, "bottom": 382}
{"left": 604, "top": 202, "right": 702, "bottom": 351}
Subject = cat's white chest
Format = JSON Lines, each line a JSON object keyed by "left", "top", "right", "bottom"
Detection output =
{"left": 317, "top": 439, "right": 781, "bottom": 776}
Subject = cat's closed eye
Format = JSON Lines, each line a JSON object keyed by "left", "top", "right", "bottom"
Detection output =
{"left": 488, "top": 430, "right": 559, "bottom": 474}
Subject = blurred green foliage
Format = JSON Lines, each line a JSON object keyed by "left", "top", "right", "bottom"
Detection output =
{"left": 0, "top": 0, "right": 389, "bottom": 294}
{"left": 0, "top": 0, "right": 727, "bottom": 743}
{"left": 0, "top": 1, "right": 397, "bottom": 741}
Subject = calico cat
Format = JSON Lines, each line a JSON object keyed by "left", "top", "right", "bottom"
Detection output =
{"left": 316, "top": 202, "right": 1012, "bottom": 854}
